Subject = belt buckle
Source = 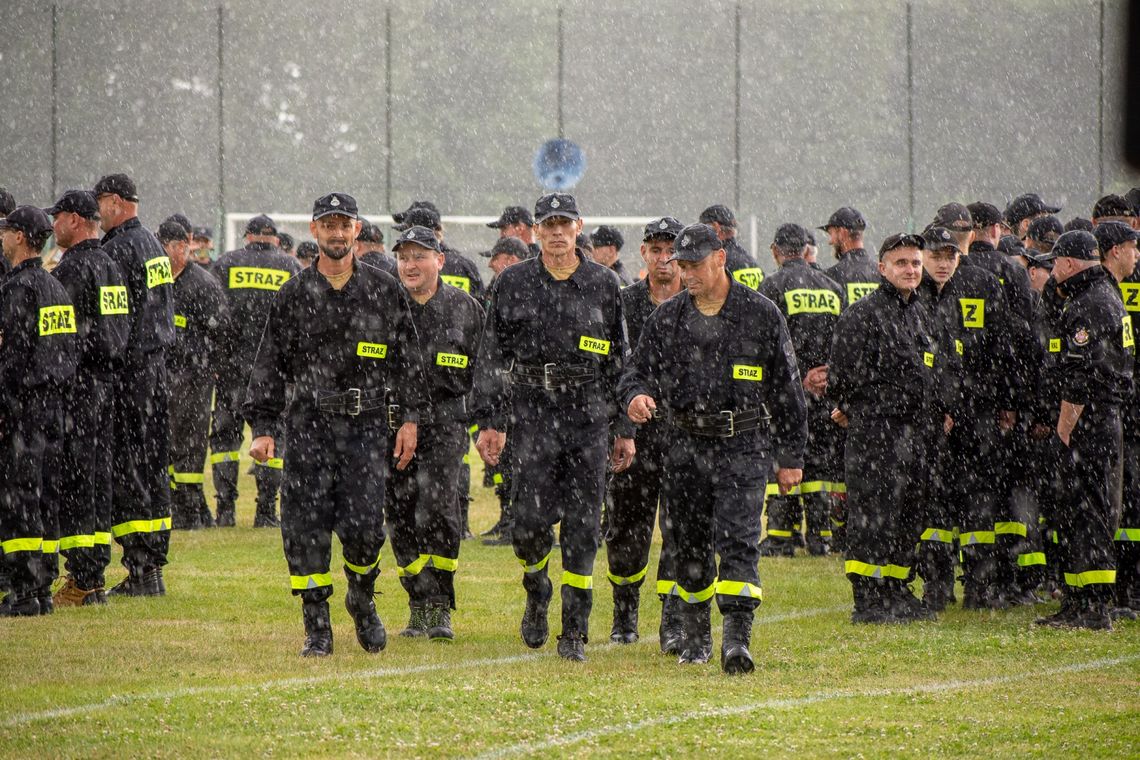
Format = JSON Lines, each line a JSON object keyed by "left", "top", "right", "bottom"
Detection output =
{"left": 543, "top": 362, "right": 558, "bottom": 391}
{"left": 346, "top": 388, "right": 362, "bottom": 416}
{"left": 387, "top": 404, "right": 400, "bottom": 430}
{"left": 720, "top": 410, "right": 735, "bottom": 438}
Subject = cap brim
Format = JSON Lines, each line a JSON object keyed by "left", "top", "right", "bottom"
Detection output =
{"left": 312, "top": 210, "right": 358, "bottom": 221}
{"left": 486, "top": 220, "right": 505, "bottom": 228}
{"left": 535, "top": 211, "right": 579, "bottom": 223}
{"left": 926, "top": 242, "right": 961, "bottom": 252}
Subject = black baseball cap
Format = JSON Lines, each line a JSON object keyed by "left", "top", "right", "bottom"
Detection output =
{"left": 0, "top": 188, "right": 14, "bottom": 216}
{"left": 967, "top": 201, "right": 1004, "bottom": 229}
{"left": 394, "top": 206, "right": 442, "bottom": 232}
{"left": 357, "top": 220, "right": 384, "bottom": 244}
{"left": 312, "top": 193, "right": 358, "bottom": 221}
{"left": 157, "top": 220, "right": 190, "bottom": 244}
{"left": 998, "top": 234, "right": 1028, "bottom": 256}
{"left": 1005, "top": 193, "right": 1061, "bottom": 226}
{"left": 1025, "top": 250, "right": 1056, "bottom": 268}
{"left": 932, "top": 203, "right": 973, "bottom": 232}
{"left": 1052, "top": 230, "right": 1099, "bottom": 261}
{"left": 485, "top": 236, "right": 529, "bottom": 259}
{"left": 295, "top": 241, "right": 318, "bottom": 260}
{"left": 1027, "top": 215, "right": 1064, "bottom": 247}
{"left": 1127, "top": 187, "right": 1140, "bottom": 215}
{"left": 45, "top": 189, "right": 100, "bottom": 220}
{"left": 879, "top": 232, "right": 925, "bottom": 258}
{"left": 1094, "top": 221, "right": 1140, "bottom": 254}
{"left": 642, "top": 216, "right": 684, "bottom": 242}
{"left": 669, "top": 223, "right": 723, "bottom": 262}
{"left": 819, "top": 206, "right": 866, "bottom": 231}
{"left": 165, "top": 213, "right": 193, "bottom": 235}
{"left": 244, "top": 214, "right": 278, "bottom": 236}
{"left": 772, "top": 223, "right": 809, "bottom": 251}
{"left": 1063, "top": 217, "right": 1095, "bottom": 233}
{"left": 534, "top": 193, "right": 580, "bottom": 223}
{"left": 590, "top": 225, "right": 623, "bottom": 250}
{"left": 0, "top": 205, "right": 52, "bottom": 236}
{"left": 487, "top": 205, "right": 534, "bottom": 229}
{"left": 191, "top": 225, "right": 214, "bottom": 240}
{"left": 698, "top": 204, "right": 736, "bottom": 228}
{"left": 1092, "top": 194, "right": 1136, "bottom": 220}
{"left": 392, "top": 200, "right": 439, "bottom": 225}
{"left": 922, "top": 226, "right": 961, "bottom": 252}
{"left": 92, "top": 173, "right": 139, "bottom": 202}
{"left": 391, "top": 225, "right": 441, "bottom": 253}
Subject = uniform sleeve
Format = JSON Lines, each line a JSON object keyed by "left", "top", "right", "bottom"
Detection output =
{"left": 617, "top": 306, "right": 667, "bottom": 414}
{"left": 243, "top": 289, "right": 291, "bottom": 439}
{"left": 0, "top": 283, "right": 36, "bottom": 401}
{"left": 472, "top": 280, "right": 510, "bottom": 430}
{"left": 390, "top": 286, "right": 428, "bottom": 424}
{"left": 827, "top": 306, "right": 870, "bottom": 415}
{"left": 1056, "top": 301, "right": 1110, "bottom": 406}
{"left": 767, "top": 312, "right": 808, "bottom": 469}
{"left": 203, "top": 280, "right": 228, "bottom": 376}
{"left": 605, "top": 281, "right": 636, "bottom": 439}
{"left": 461, "top": 298, "right": 486, "bottom": 424}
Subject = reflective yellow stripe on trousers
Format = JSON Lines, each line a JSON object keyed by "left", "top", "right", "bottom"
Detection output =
{"left": 715, "top": 579, "right": 762, "bottom": 599}
{"left": 607, "top": 565, "right": 647, "bottom": 586}
{"left": 345, "top": 552, "right": 382, "bottom": 576}
{"left": 562, "top": 571, "right": 594, "bottom": 589}
{"left": 93, "top": 531, "right": 112, "bottom": 545}
{"left": 994, "top": 521, "right": 1027, "bottom": 537}
{"left": 1064, "top": 570, "right": 1116, "bottom": 587}
{"left": 1017, "top": 552, "right": 1047, "bottom": 567}
{"left": 1, "top": 537, "right": 42, "bottom": 554}
{"left": 209, "top": 451, "right": 240, "bottom": 464}
{"left": 256, "top": 458, "right": 284, "bottom": 470}
{"left": 290, "top": 572, "right": 333, "bottom": 590}
{"left": 844, "top": 560, "right": 910, "bottom": 579}
{"left": 41, "top": 540, "right": 59, "bottom": 554}
{"left": 111, "top": 516, "right": 172, "bottom": 537}
{"left": 670, "top": 579, "right": 717, "bottom": 604}
{"left": 59, "top": 534, "right": 96, "bottom": 551}
{"left": 518, "top": 551, "right": 552, "bottom": 574}
{"left": 959, "top": 530, "right": 995, "bottom": 546}
{"left": 656, "top": 579, "right": 678, "bottom": 596}
{"left": 396, "top": 553, "right": 458, "bottom": 577}
{"left": 920, "top": 528, "right": 955, "bottom": 543}
{"left": 1116, "top": 528, "right": 1140, "bottom": 541}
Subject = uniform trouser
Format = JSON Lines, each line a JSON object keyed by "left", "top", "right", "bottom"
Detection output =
{"left": 662, "top": 429, "right": 767, "bottom": 615}
{"left": 1055, "top": 403, "right": 1121, "bottom": 604}
{"left": 945, "top": 406, "right": 1006, "bottom": 594}
{"left": 386, "top": 420, "right": 467, "bottom": 609}
{"left": 605, "top": 423, "right": 673, "bottom": 595}
{"left": 1006, "top": 427, "right": 1053, "bottom": 590}
{"left": 0, "top": 396, "right": 58, "bottom": 593}
{"left": 210, "top": 376, "right": 282, "bottom": 516}
{"left": 765, "top": 397, "right": 842, "bottom": 545}
{"left": 281, "top": 416, "right": 388, "bottom": 601}
{"left": 844, "top": 415, "right": 929, "bottom": 594}
{"left": 56, "top": 375, "right": 113, "bottom": 588}
{"left": 169, "top": 367, "right": 215, "bottom": 528}
{"left": 1116, "top": 435, "right": 1140, "bottom": 607}
{"left": 490, "top": 431, "right": 515, "bottom": 528}
{"left": 510, "top": 416, "right": 608, "bottom": 640}
{"left": 915, "top": 425, "right": 955, "bottom": 592}
{"left": 111, "top": 357, "right": 172, "bottom": 571}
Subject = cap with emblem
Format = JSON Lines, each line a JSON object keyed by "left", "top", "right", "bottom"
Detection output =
{"left": 157, "top": 220, "right": 191, "bottom": 244}
{"left": 312, "top": 192, "right": 359, "bottom": 221}
{"left": 1004, "top": 193, "right": 1062, "bottom": 226}
{"left": 534, "top": 192, "right": 580, "bottom": 223}
{"left": 967, "top": 201, "right": 1004, "bottom": 229}
{"left": 1092, "top": 193, "right": 1136, "bottom": 220}
{"left": 698, "top": 204, "right": 737, "bottom": 228}
{"left": 392, "top": 225, "right": 441, "bottom": 253}
{"left": 590, "top": 225, "right": 623, "bottom": 250}
{"left": 1052, "top": 230, "right": 1099, "bottom": 261}
{"left": 45, "top": 189, "right": 100, "bottom": 220}
{"left": 392, "top": 200, "right": 439, "bottom": 225}
{"left": 1027, "top": 215, "right": 1064, "bottom": 248}
{"left": 192, "top": 225, "right": 214, "bottom": 241}
{"left": 92, "top": 173, "right": 139, "bottom": 202}
{"left": 772, "top": 223, "right": 809, "bottom": 251}
{"left": 931, "top": 203, "right": 972, "bottom": 232}
{"left": 0, "top": 205, "right": 52, "bottom": 236}
{"left": 356, "top": 220, "right": 384, "bottom": 244}
{"left": 1093, "top": 221, "right": 1140, "bottom": 254}
{"left": 485, "top": 236, "right": 529, "bottom": 259}
{"left": 668, "top": 223, "right": 723, "bottom": 262}
{"left": 819, "top": 206, "right": 867, "bottom": 231}
{"left": 487, "top": 205, "right": 534, "bottom": 229}
{"left": 244, "top": 214, "right": 278, "bottom": 236}
{"left": 922, "top": 226, "right": 961, "bottom": 251}
{"left": 878, "top": 232, "right": 925, "bottom": 258}
{"left": 998, "top": 234, "right": 1028, "bottom": 256}
{"left": 642, "top": 216, "right": 684, "bottom": 242}
{"left": 394, "top": 206, "right": 442, "bottom": 232}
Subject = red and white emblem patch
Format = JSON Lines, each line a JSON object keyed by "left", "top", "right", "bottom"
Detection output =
{"left": 1073, "top": 328, "right": 1090, "bottom": 346}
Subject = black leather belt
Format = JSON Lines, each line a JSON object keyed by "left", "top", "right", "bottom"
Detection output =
{"left": 667, "top": 407, "right": 770, "bottom": 438}
{"left": 316, "top": 388, "right": 387, "bottom": 416}
{"left": 510, "top": 361, "right": 596, "bottom": 390}
{"left": 386, "top": 397, "right": 467, "bottom": 430}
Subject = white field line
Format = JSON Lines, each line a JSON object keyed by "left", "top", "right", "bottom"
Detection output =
{"left": 1, "top": 605, "right": 844, "bottom": 727}
{"left": 469, "top": 654, "right": 1140, "bottom": 760}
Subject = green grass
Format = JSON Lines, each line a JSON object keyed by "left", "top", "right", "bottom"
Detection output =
{"left": 1, "top": 446, "right": 1138, "bottom": 759}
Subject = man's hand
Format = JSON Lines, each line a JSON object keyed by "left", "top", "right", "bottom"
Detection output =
{"left": 1029, "top": 423, "right": 1053, "bottom": 441}
{"left": 611, "top": 436, "right": 636, "bottom": 472}
{"left": 250, "top": 435, "right": 275, "bottom": 463}
{"left": 393, "top": 422, "right": 418, "bottom": 471}
{"left": 943, "top": 414, "right": 955, "bottom": 435}
{"left": 776, "top": 467, "right": 803, "bottom": 495}
{"left": 627, "top": 394, "right": 657, "bottom": 424}
{"left": 1057, "top": 400, "right": 1084, "bottom": 448}
{"left": 476, "top": 428, "right": 506, "bottom": 466}
{"left": 803, "top": 365, "right": 829, "bottom": 397}
{"left": 998, "top": 409, "right": 1017, "bottom": 433}
{"left": 830, "top": 407, "right": 849, "bottom": 428}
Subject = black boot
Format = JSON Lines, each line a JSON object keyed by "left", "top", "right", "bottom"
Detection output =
{"left": 886, "top": 580, "right": 935, "bottom": 622}
{"left": 401, "top": 604, "right": 429, "bottom": 638}
{"left": 427, "top": 601, "right": 454, "bottom": 642}
{"left": 1071, "top": 587, "right": 1114, "bottom": 631}
{"left": 107, "top": 565, "right": 164, "bottom": 597}
{"left": 659, "top": 595, "right": 683, "bottom": 655}
{"left": 253, "top": 498, "right": 279, "bottom": 528}
{"left": 610, "top": 584, "right": 640, "bottom": 644}
{"left": 1035, "top": 590, "right": 1082, "bottom": 628}
{"left": 0, "top": 588, "right": 41, "bottom": 617}
{"left": 215, "top": 504, "right": 236, "bottom": 528}
{"left": 301, "top": 598, "right": 333, "bottom": 657}
{"left": 345, "top": 581, "right": 387, "bottom": 653}
{"left": 520, "top": 573, "right": 551, "bottom": 649}
{"left": 850, "top": 577, "right": 893, "bottom": 624}
{"left": 721, "top": 610, "right": 755, "bottom": 674}
{"left": 757, "top": 535, "right": 795, "bottom": 557}
{"left": 677, "top": 602, "right": 712, "bottom": 664}
{"left": 556, "top": 631, "right": 586, "bottom": 662}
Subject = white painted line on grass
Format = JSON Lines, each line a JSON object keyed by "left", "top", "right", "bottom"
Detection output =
{"left": 468, "top": 654, "right": 1140, "bottom": 760}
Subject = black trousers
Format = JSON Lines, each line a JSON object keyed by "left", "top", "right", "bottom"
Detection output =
{"left": 280, "top": 415, "right": 388, "bottom": 601}
{"left": 662, "top": 428, "right": 767, "bottom": 615}
{"left": 510, "top": 413, "right": 608, "bottom": 639}
{"left": 1117, "top": 435, "right": 1140, "bottom": 606}
{"left": 765, "top": 396, "right": 843, "bottom": 542}
{"left": 210, "top": 376, "right": 282, "bottom": 516}
{"left": 168, "top": 366, "right": 215, "bottom": 528}
{"left": 1006, "top": 424, "right": 1054, "bottom": 588}
{"left": 111, "top": 356, "right": 172, "bottom": 571}
{"left": 605, "top": 422, "right": 674, "bottom": 594}
{"left": 0, "top": 395, "right": 57, "bottom": 593}
{"left": 944, "top": 405, "right": 1005, "bottom": 591}
{"left": 56, "top": 374, "right": 113, "bottom": 588}
{"left": 386, "top": 420, "right": 467, "bottom": 608}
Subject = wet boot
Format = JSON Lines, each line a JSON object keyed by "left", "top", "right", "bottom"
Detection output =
{"left": 1035, "top": 590, "right": 1083, "bottom": 628}
{"left": 887, "top": 580, "right": 935, "bottom": 622}
{"left": 757, "top": 535, "right": 795, "bottom": 557}
{"left": 556, "top": 631, "right": 586, "bottom": 661}
{"left": 426, "top": 601, "right": 454, "bottom": 642}
{"left": 520, "top": 572, "right": 552, "bottom": 649}
{"left": 721, "top": 610, "right": 755, "bottom": 674}
{"left": 253, "top": 493, "right": 279, "bottom": 528}
{"left": 0, "top": 588, "right": 41, "bottom": 617}
{"left": 677, "top": 602, "right": 712, "bottom": 664}
{"left": 610, "top": 584, "right": 640, "bottom": 644}
{"left": 1071, "top": 587, "right": 1114, "bottom": 631}
{"left": 401, "top": 603, "right": 429, "bottom": 638}
{"left": 1116, "top": 543, "right": 1140, "bottom": 611}
{"left": 345, "top": 580, "right": 387, "bottom": 653}
{"left": 916, "top": 541, "right": 956, "bottom": 613}
{"left": 659, "top": 595, "right": 683, "bottom": 655}
{"left": 107, "top": 565, "right": 164, "bottom": 597}
{"left": 300, "top": 598, "right": 333, "bottom": 657}
{"left": 215, "top": 502, "right": 236, "bottom": 528}
{"left": 850, "top": 577, "right": 893, "bottom": 624}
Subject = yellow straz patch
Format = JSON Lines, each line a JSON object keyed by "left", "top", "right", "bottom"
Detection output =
{"left": 955, "top": 339, "right": 963, "bottom": 355}
{"left": 847, "top": 282, "right": 878, "bottom": 304}
{"left": 1120, "top": 283, "right": 1140, "bottom": 313}
{"left": 173, "top": 314, "right": 187, "bottom": 329}
{"left": 732, "top": 364, "right": 763, "bottom": 381}
{"left": 923, "top": 352, "right": 935, "bottom": 367}
{"left": 145, "top": 257, "right": 174, "bottom": 289}
{"left": 357, "top": 342, "right": 388, "bottom": 359}
{"left": 99, "top": 285, "right": 129, "bottom": 315}
{"left": 732, "top": 268, "right": 764, "bottom": 290}
{"left": 785, "top": 288, "right": 840, "bottom": 315}
{"left": 1048, "top": 338, "right": 1061, "bottom": 353}
{"left": 1124, "top": 316, "right": 1135, "bottom": 350}
{"left": 436, "top": 352, "right": 469, "bottom": 368}
{"left": 39, "top": 305, "right": 77, "bottom": 336}
{"left": 959, "top": 298, "right": 985, "bottom": 328}
{"left": 579, "top": 336, "right": 611, "bottom": 355}
{"left": 441, "top": 275, "right": 471, "bottom": 293}
{"left": 228, "top": 267, "right": 291, "bottom": 291}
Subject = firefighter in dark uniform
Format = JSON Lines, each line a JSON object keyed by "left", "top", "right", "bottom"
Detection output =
{"left": 828, "top": 233, "right": 941, "bottom": 624}
{"left": 590, "top": 225, "right": 633, "bottom": 286}
{"left": 916, "top": 226, "right": 1017, "bottom": 610}
{"left": 245, "top": 192, "right": 426, "bottom": 657}
{"left": 1036, "top": 231, "right": 1134, "bottom": 630}
{"left": 353, "top": 220, "right": 397, "bottom": 276}
{"left": 621, "top": 223, "right": 807, "bottom": 672}
{"left": 386, "top": 226, "right": 484, "bottom": 641}
{"left": 488, "top": 205, "right": 541, "bottom": 258}
{"left": 210, "top": 214, "right": 301, "bottom": 527}
{"left": 758, "top": 224, "right": 844, "bottom": 558}
{"left": 93, "top": 174, "right": 176, "bottom": 597}
{"left": 699, "top": 204, "right": 764, "bottom": 288}
{"left": 0, "top": 206, "right": 78, "bottom": 616}
{"left": 161, "top": 221, "right": 226, "bottom": 530}
{"left": 604, "top": 216, "right": 684, "bottom": 649}
{"left": 45, "top": 191, "right": 129, "bottom": 606}
{"left": 473, "top": 192, "right": 635, "bottom": 663}
{"left": 394, "top": 203, "right": 486, "bottom": 303}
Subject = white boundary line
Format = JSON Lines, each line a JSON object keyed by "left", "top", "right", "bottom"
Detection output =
{"left": 468, "top": 654, "right": 1140, "bottom": 760}
{"left": 2, "top": 605, "right": 845, "bottom": 727}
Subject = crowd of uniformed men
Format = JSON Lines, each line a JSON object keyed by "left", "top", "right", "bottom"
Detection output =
{"left": 1, "top": 174, "right": 1138, "bottom": 671}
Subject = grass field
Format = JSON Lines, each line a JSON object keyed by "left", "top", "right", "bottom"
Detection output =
{"left": 1, "top": 446, "right": 1138, "bottom": 759}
